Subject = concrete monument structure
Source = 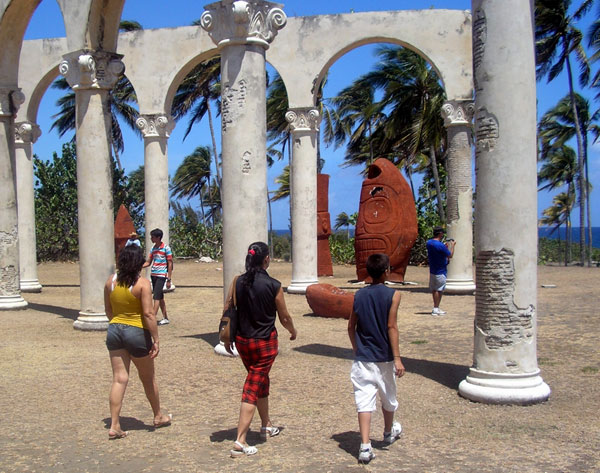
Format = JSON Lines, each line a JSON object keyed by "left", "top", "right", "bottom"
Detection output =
{"left": 1, "top": 0, "right": 548, "bottom": 403}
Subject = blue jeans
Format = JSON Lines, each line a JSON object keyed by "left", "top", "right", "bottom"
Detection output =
{"left": 106, "top": 323, "right": 152, "bottom": 357}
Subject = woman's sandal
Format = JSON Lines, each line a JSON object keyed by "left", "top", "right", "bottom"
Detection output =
{"left": 260, "top": 425, "right": 280, "bottom": 440}
{"left": 230, "top": 441, "right": 258, "bottom": 457}
{"left": 108, "top": 430, "right": 128, "bottom": 440}
{"left": 153, "top": 413, "right": 173, "bottom": 429}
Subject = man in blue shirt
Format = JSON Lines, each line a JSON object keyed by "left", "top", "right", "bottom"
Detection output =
{"left": 426, "top": 227, "right": 456, "bottom": 316}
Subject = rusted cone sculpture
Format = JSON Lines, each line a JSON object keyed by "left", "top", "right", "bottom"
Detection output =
{"left": 114, "top": 204, "right": 136, "bottom": 259}
{"left": 355, "top": 158, "right": 418, "bottom": 283}
{"left": 306, "top": 283, "right": 354, "bottom": 319}
{"left": 317, "top": 174, "right": 334, "bottom": 276}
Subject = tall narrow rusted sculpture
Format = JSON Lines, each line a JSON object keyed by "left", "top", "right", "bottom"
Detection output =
{"left": 355, "top": 158, "right": 418, "bottom": 282}
{"left": 114, "top": 204, "right": 136, "bottom": 259}
{"left": 317, "top": 174, "right": 334, "bottom": 276}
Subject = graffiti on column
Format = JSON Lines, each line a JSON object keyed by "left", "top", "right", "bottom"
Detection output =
{"left": 222, "top": 79, "right": 248, "bottom": 132}
{"left": 241, "top": 151, "right": 252, "bottom": 174}
{"left": 473, "top": 8, "right": 486, "bottom": 93}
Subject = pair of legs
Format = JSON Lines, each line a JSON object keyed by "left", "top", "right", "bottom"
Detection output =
{"left": 432, "top": 289, "right": 443, "bottom": 309}
{"left": 151, "top": 276, "right": 168, "bottom": 320}
{"left": 235, "top": 397, "right": 274, "bottom": 446}
{"left": 108, "top": 349, "right": 170, "bottom": 434}
{"left": 153, "top": 298, "right": 168, "bottom": 320}
{"left": 358, "top": 408, "right": 396, "bottom": 444}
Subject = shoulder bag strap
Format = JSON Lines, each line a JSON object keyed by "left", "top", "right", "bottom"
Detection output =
{"left": 232, "top": 275, "right": 239, "bottom": 309}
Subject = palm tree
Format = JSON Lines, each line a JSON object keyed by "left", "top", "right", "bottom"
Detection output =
{"left": 270, "top": 165, "right": 290, "bottom": 202}
{"left": 540, "top": 192, "right": 575, "bottom": 265}
{"left": 170, "top": 146, "right": 212, "bottom": 225}
{"left": 538, "top": 92, "right": 598, "bottom": 265}
{"left": 50, "top": 21, "right": 143, "bottom": 171}
{"left": 535, "top": 0, "right": 593, "bottom": 265}
{"left": 266, "top": 72, "right": 291, "bottom": 160}
{"left": 334, "top": 212, "right": 352, "bottom": 239}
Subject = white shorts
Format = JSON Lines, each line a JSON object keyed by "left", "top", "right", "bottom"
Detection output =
{"left": 429, "top": 273, "right": 447, "bottom": 292}
{"left": 351, "top": 360, "right": 398, "bottom": 413}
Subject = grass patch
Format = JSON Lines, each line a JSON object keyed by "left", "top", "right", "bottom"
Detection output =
{"left": 410, "top": 340, "right": 428, "bottom": 345}
{"left": 581, "top": 366, "right": 598, "bottom": 374}
{"left": 537, "top": 357, "right": 556, "bottom": 366}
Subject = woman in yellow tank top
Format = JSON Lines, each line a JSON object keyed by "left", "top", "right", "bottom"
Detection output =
{"left": 104, "top": 245, "right": 172, "bottom": 439}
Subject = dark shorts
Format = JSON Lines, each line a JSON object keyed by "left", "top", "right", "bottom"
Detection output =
{"left": 106, "top": 323, "right": 153, "bottom": 357}
{"left": 151, "top": 276, "right": 166, "bottom": 300}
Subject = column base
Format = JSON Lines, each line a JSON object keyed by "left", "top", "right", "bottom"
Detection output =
{"left": 459, "top": 367, "right": 551, "bottom": 405}
{"left": 0, "top": 294, "right": 28, "bottom": 310}
{"left": 286, "top": 279, "right": 318, "bottom": 294}
{"left": 20, "top": 279, "right": 42, "bottom": 293}
{"left": 73, "top": 312, "right": 109, "bottom": 331}
{"left": 445, "top": 278, "right": 476, "bottom": 294}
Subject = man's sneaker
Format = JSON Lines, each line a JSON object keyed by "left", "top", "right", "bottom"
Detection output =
{"left": 384, "top": 422, "right": 402, "bottom": 445}
{"left": 358, "top": 445, "right": 375, "bottom": 463}
{"left": 158, "top": 319, "right": 170, "bottom": 326}
{"left": 431, "top": 308, "right": 447, "bottom": 316}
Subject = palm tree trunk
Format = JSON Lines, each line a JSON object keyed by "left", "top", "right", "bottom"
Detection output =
{"left": 429, "top": 147, "right": 446, "bottom": 223}
{"left": 112, "top": 142, "right": 124, "bottom": 172}
{"left": 199, "top": 185, "right": 206, "bottom": 226}
{"left": 405, "top": 165, "right": 416, "bottom": 202}
{"left": 565, "top": 55, "right": 586, "bottom": 266}
{"left": 207, "top": 102, "right": 222, "bottom": 203}
{"left": 368, "top": 120, "right": 374, "bottom": 165}
{"left": 584, "top": 136, "right": 592, "bottom": 267}
{"left": 268, "top": 189, "right": 273, "bottom": 257}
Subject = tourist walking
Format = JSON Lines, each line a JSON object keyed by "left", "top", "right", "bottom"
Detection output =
{"left": 224, "top": 241, "right": 297, "bottom": 457}
{"left": 104, "top": 245, "right": 172, "bottom": 439}
{"left": 426, "top": 226, "right": 455, "bottom": 316}
{"left": 143, "top": 228, "right": 173, "bottom": 326}
{"left": 347, "top": 253, "right": 405, "bottom": 463}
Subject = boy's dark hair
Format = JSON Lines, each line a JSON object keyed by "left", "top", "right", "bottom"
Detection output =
{"left": 366, "top": 253, "right": 390, "bottom": 279}
{"left": 150, "top": 228, "right": 163, "bottom": 239}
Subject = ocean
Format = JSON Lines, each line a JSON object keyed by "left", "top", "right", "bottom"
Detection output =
{"left": 538, "top": 227, "right": 600, "bottom": 248}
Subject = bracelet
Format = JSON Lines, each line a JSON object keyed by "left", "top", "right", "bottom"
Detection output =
{"left": 166, "top": 278, "right": 171, "bottom": 281}
{"left": 394, "top": 356, "right": 402, "bottom": 358}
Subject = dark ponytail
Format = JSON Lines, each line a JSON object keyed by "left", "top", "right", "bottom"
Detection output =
{"left": 242, "top": 241, "right": 269, "bottom": 288}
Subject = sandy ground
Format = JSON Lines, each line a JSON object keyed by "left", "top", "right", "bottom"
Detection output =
{"left": 0, "top": 261, "right": 598, "bottom": 473}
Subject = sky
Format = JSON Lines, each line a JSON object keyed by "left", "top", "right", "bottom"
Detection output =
{"left": 23, "top": 0, "right": 600, "bottom": 230}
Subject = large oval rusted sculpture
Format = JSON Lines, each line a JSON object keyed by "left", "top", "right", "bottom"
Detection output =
{"left": 306, "top": 283, "right": 354, "bottom": 319}
{"left": 354, "top": 158, "right": 418, "bottom": 283}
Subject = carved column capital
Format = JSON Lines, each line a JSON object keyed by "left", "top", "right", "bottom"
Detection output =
{"left": 0, "top": 87, "right": 25, "bottom": 118}
{"left": 285, "top": 108, "right": 320, "bottom": 133}
{"left": 136, "top": 114, "right": 175, "bottom": 139}
{"left": 14, "top": 121, "right": 41, "bottom": 144}
{"left": 59, "top": 50, "right": 125, "bottom": 90}
{"left": 201, "top": 0, "right": 287, "bottom": 49}
{"left": 441, "top": 100, "right": 475, "bottom": 127}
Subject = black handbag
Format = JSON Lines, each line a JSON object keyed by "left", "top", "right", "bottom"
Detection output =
{"left": 219, "top": 276, "right": 239, "bottom": 352}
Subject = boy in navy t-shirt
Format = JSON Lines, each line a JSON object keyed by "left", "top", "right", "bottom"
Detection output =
{"left": 347, "top": 253, "right": 405, "bottom": 464}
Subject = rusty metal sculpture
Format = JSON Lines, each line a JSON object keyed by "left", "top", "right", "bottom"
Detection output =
{"left": 317, "top": 174, "right": 334, "bottom": 276}
{"left": 114, "top": 204, "right": 136, "bottom": 259}
{"left": 354, "top": 158, "right": 418, "bottom": 283}
{"left": 306, "top": 283, "right": 354, "bottom": 319}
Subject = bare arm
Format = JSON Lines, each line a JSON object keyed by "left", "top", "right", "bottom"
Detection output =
{"left": 139, "top": 279, "right": 160, "bottom": 358}
{"left": 142, "top": 253, "right": 152, "bottom": 268}
{"left": 348, "top": 311, "right": 358, "bottom": 354}
{"left": 166, "top": 258, "right": 173, "bottom": 288}
{"left": 387, "top": 291, "right": 405, "bottom": 378}
{"left": 275, "top": 287, "right": 297, "bottom": 340}
{"left": 447, "top": 240, "right": 456, "bottom": 259}
{"left": 103, "top": 276, "right": 114, "bottom": 321}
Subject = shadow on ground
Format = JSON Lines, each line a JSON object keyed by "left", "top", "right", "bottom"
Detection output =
{"left": 294, "top": 343, "right": 469, "bottom": 389}
{"left": 184, "top": 331, "right": 220, "bottom": 347}
{"left": 102, "top": 416, "right": 152, "bottom": 432}
{"left": 27, "top": 302, "right": 79, "bottom": 321}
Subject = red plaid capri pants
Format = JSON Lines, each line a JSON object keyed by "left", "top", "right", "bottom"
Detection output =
{"left": 235, "top": 329, "right": 278, "bottom": 405}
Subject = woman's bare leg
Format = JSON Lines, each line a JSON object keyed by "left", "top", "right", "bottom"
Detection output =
{"left": 235, "top": 402, "right": 257, "bottom": 445}
{"left": 131, "top": 354, "right": 169, "bottom": 424}
{"left": 257, "top": 397, "right": 271, "bottom": 428}
{"left": 109, "top": 349, "right": 131, "bottom": 434}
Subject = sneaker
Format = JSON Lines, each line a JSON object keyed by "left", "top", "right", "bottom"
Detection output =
{"left": 358, "top": 445, "right": 374, "bottom": 463}
{"left": 384, "top": 422, "right": 402, "bottom": 445}
{"left": 431, "top": 308, "right": 446, "bottom": 316}
{"left": 158, "top": 319, "right": 170, "bottom": 326}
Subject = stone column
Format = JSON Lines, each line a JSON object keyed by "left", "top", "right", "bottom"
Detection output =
{"left": 0, "top": 88, "right": 27, "bottom": 309}
{"left": 201, "top": 0, "right": 286, "bottom": 299}
{"left": 60, "top": 50, "right": 124, "bottom": 330}
{"left": 459, "top": 0, "right": 550, "bottom": 404}
{"left": 441, "top": 101, "right": 476, "bottom": 294}
{"left": 15, "top": 121, "right": 42, "bottom": 293}
{"left": 136, "top": 114, "right": 174, "bottom": 250}
{"left": 286, "top": 108, "right": 319, "bottom": 294}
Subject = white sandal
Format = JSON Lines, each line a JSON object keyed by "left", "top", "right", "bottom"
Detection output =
{"left": 230, "top": 441, "right": 258, "bottom": 457}
{"left": 260, "top": 425, "right": 280, "bottom": 440}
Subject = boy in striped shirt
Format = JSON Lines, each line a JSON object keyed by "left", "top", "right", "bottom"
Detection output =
{"left": 143, "top": 228, "right": 173, "bottom": 326}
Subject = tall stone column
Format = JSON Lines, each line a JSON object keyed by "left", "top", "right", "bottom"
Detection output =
{"left": 202, "top": 0, "right": 286, "bottom": 299}
{"left": 136, "top": 114, "right": 174, "bottom": 250}
{"left": 0, "top": 88, "right": 27, "bottom": 309}
{"left": 441, "top": 101, "right": 476, "bottom": 294}
{"left": 459, "top": 0, "right": 550, "bottom": 404}
{"left": 286, "top": 108, "right": 319, "bottom": 294}
{"left": 60, "top": 50, "right": 124, "bottom": 330}
{"left": 15, "top": 121, "right": 42, "bottom": 293}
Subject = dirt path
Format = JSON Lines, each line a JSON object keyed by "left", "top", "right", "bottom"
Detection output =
{"left": 0, "top": 261, "right": 598, "bottom": 472}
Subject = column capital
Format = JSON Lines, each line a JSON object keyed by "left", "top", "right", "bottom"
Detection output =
{"left": 59, "top": 50, "right": 125, "bottom": 90}
{"left": 0, "top": 87, "right": 25, "bottom": 118}
{"left": 285, "top": 108, "right": 320, "bottom": 132}
{"left": 14, "top": 121, "right": 41, "bottom": 144}
{"left": 441, "top": 100, "right": 475, "bottom": 127}
{"left": 201, "top": 0, "right": 287, "bottom": 49}
{"left": 136, "top": 114, "right": 175, "bottom": 139}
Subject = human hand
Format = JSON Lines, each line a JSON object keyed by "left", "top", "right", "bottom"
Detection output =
{"left": 166, "top": 279, "right": 172, "bottom": 288}
{"left": 289, "top": 328, "right": 297, "bottom": 341}
{"left": 149, "top": 341, "right": 160, "bottom": 359}
{"left": 394, "top": 358, "right": 405, "bottom": 378}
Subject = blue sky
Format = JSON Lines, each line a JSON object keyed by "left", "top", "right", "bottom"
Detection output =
{"left": 24, "top": 0, "right": 599, "bottom": 230}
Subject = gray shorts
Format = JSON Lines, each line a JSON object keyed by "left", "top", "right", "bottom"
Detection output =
{"left": 106, "top": 323, "right": 152, "bottom": 357}
{"left": 151, "top": 276, "right": 166, "bottom": 300}
{"left": 429, "top": 273, "right": 447, "bottom": 292}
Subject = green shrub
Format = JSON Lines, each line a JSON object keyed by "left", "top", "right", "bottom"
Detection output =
{"left": 329, "top": 233, "right": 355, "bottom": 264}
